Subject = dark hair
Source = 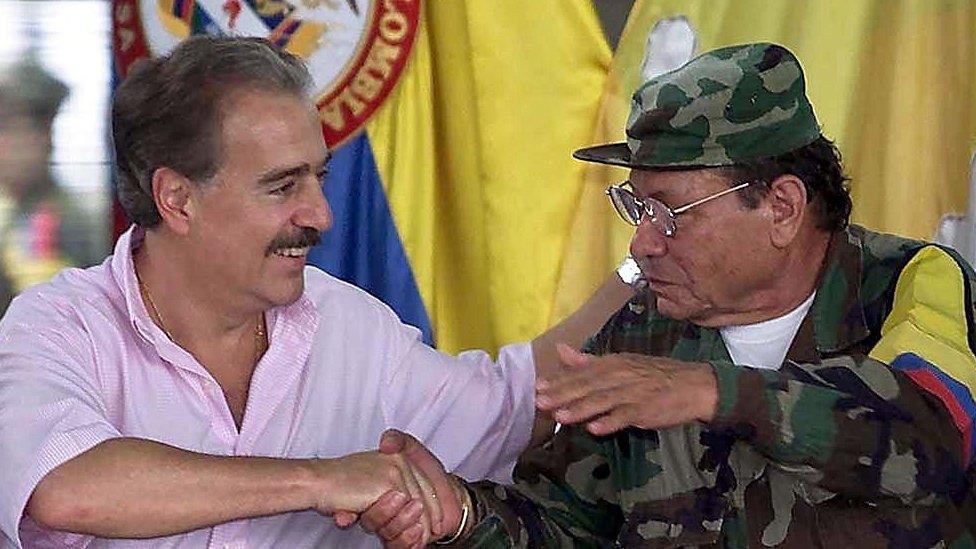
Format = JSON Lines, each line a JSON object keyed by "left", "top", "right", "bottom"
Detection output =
{"left": 721, "top": 135, "right": 852, "bottom": 232}
{"left": 112, "top": 36, "right": 313, "bottom": 227}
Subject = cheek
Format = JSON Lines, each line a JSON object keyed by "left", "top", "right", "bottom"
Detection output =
{"left": 668, "top": 230, "right": 734, "bottom": 290}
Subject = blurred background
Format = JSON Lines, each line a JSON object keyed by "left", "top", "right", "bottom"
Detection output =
{"left": 0, "top": 0, "right": 110, "bottom": 313}
{"left": 1, "top": 1, "right": 974, "bottom": 357}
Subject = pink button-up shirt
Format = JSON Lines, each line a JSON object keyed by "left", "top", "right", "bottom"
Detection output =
{"left": 0, "top": 228, "right": 535, "bottom": 548}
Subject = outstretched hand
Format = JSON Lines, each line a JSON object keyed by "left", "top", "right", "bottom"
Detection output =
{"left": 535, "top": 343, "right": 718, "bottom": 436}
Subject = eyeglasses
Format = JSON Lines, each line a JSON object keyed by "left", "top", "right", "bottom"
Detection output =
{"left": 605, "top": 180, "right": 759, "bottom": 237}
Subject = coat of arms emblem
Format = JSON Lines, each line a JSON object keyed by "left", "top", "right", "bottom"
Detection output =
{"left": 112, "top": 0, "right": 419, "bottom": 147}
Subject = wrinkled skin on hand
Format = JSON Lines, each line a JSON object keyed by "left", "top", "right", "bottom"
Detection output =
{"left": 535, "top": 343, "right": 719, "bottom": 436}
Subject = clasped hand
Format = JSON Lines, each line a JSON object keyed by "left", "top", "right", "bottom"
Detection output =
{"left": 325, "top": 430, "right": 464, "bottom": 548}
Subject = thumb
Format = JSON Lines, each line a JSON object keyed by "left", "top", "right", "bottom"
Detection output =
{"left": 378, "top": 429, "right": 407, "bottom": 454}
{"left": 556, "top": 342, "right": 590, "bottom": 368}
{"left": 333, "top": 511, "right": 358, "bottom": 529}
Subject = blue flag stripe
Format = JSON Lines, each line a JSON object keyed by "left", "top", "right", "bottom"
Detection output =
{"left": 307, "top": 133, "right": 435, "bottom": 346}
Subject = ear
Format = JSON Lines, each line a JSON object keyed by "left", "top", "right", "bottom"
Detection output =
{"left": 764, "top": 174, "right": 808, "bottom": 248}
{"left": 150, "top": 167, "right": 195, "bottom": 236}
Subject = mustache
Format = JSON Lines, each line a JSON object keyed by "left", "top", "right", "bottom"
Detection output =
{"left": 266, "top": 227, "right": 322, "bottom": 255}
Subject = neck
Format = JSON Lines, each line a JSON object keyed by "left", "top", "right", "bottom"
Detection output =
{"left": 134, "top": 229, "right": 263, "bottom": 350}
{"left": 751, "top": 229, "right": 832, "bottom": 322}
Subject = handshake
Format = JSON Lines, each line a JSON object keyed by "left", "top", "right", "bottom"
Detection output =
{"left": 315, "top": 430, "right": 470, "bottom": 548}
{"left": 310, "top": 346, "right": 717, "bottom": 547}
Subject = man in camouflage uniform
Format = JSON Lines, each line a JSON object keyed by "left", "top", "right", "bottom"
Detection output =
{"left": 362, "top": 42, "right": 976, "bottom": 547}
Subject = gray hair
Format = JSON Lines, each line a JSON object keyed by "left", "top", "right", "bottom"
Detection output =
{"left": 112, "top": 35, "right": 314, "bottom": 227}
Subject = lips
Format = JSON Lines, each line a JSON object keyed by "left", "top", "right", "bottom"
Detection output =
{"left": 273, "top": 246, "right": 311, "bottom": 258}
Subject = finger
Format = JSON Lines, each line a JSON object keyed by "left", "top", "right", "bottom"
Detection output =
{"left": 556, "top": 342, "right": 591, "bottom": 368}
{"left": 586, "top": 407, "right": 638, "bottom": 436}
{"left": 401, "top": 458, "right": 442, "bottom": 537}
{"left": 377, "top": 498, "right": 424, "bottom": 541}
{"left": 379, "top": 429, "right": 408, "bottom": 454}
{"left": 381, "top": 431, "right": 459, "bottom": 538}
{"left": 537, "top": 367, "right": 637, "bottom": 411}
{"left": 395, "top": 436, "right": 457, "bottom": 537}
{"left": 334, "top": 510, "right": 358, "bottom": 529}
{"left": 385, "top": 522, "right": 425, "bottom": 549}
{"left": 551, "top": 387, "right": 627, "bottom": 425}
{"left": 536, "top": 344, "right": 591, "bottom": 392}
{"left": 392, "top": 457, "right": 433, "bottom": 541}
{"left": 360, "top": 490, "right": 409, "bottom": 533}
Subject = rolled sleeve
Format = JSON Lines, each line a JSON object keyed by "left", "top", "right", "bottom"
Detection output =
{"left": 0, "top": 321, "right": 120, "bottom": 547}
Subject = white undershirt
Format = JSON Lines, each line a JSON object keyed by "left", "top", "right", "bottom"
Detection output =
{"left": 719, "top": 292, "right": 817, "bottom": 370}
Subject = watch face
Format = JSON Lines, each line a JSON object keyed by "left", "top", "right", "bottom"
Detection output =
{"left": 617, "top": 257, "right": 643, "bottom": 285}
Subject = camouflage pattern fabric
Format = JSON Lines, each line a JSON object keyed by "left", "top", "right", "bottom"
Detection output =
{"left": 455, "top": 225, "right": 976, "bottom": 548}
{"left": 573, "top": 42, "right": 822, "bottom": 169}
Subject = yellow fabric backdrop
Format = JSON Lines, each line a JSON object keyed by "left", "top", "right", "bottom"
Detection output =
{"left": 367, "top": 1, "right": 610, "bottom": 353}
{"left": 367, "top": 1, "right": 976, "bottom": 354}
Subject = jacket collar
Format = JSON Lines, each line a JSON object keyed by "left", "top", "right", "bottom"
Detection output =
{"left": 803, "top": 226, "right": 871, "bottom": 356}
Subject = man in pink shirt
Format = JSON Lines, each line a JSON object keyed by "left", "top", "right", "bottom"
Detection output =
{"left": 0, "top": 36, "right": 630, "bottom": 548}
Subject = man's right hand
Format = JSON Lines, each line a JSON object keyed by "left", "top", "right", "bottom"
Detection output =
{"left": 359, "top": 430, "right": 466, "bottom": 548}
{"left": 311, "top": 449, "right": 445, "bottom": 543}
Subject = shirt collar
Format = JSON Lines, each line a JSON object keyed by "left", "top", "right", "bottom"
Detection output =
{"left": 109, "top": 224, "right": 319, "bottom": 366}
{"left": 110, "top": 225, "right": 157, "bottom": 343}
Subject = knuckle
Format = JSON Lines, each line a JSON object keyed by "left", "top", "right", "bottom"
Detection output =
{"left": 616, "top": 405, "right": 636, "bottom": 423}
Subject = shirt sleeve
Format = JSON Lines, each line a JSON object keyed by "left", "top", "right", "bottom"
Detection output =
{"left": 382, "top": 337, "right": 536, "bottom": 484}
{"left": 0, "top": 301, "right": 121, "bottom": 547}
{"left": 709, "top": 246, "right": 974, "bottom": 505}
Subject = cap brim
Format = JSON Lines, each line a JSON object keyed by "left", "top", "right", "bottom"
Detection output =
{"left": 572, "top": 143, "right": 638, "bottom": 168}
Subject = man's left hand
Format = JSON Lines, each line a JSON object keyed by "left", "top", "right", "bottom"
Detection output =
{"left": 536, "top": 344, "right": 718, "bottom": 436}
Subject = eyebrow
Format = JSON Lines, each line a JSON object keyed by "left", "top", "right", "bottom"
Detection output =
{"left": 257, "top": 165, "right": 309, "bottom": 185}
{"left": 641, "top": 188, "right": 672, "bottom": 202}
{"left": 256, "top": 150, "right": 332, "bottom": 185}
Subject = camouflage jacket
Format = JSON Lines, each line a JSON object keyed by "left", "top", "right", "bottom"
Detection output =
{"left": 457, "top": 225, "right": 976, "bottom": 548}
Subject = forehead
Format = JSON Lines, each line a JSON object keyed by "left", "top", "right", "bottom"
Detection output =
{"left": 217, "top": 88, "right": 325, "bottom": 168}
{"left": 628, "top": 168, "right": 730, "bottom": 201}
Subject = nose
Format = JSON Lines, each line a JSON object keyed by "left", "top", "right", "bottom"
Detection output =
{"left": 294, "top": 177, "right": 333, "bottom": 232}
{"left": 629, "top": 217, "right": 667, "bottom": 259}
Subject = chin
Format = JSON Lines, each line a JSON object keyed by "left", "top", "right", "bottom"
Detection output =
{"left": 265, "top": 279, "right": 306, "bottom": 308}
{"left": 654, "top": 295, "right": 701, "bottom": 322}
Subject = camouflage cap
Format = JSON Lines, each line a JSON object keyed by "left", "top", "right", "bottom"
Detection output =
{"left": 574, "top": 42, "right": 821, "bottom": 169}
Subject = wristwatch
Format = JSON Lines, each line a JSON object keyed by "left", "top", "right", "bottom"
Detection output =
{"left": 616, "top": 256, "right": 646, "bottom": 290}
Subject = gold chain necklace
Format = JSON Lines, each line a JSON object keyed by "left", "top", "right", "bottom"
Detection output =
{"left": 137, "top": 277, "right": 266, "bottom": 357}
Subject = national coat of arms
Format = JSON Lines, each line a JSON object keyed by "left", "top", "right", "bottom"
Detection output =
{"left": 112, "top": 0, "right": 420, "bottom": 147}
